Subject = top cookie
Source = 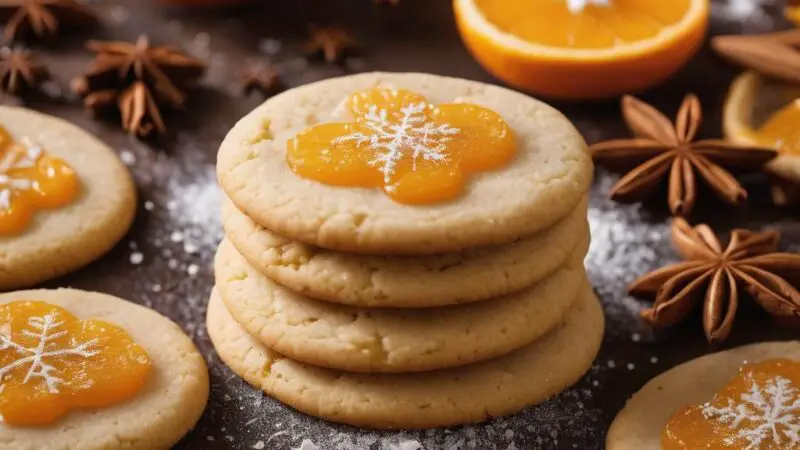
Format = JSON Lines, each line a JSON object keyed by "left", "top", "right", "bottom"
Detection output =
{"left": 218, "top": 72, "right": 592, "bottom": 254}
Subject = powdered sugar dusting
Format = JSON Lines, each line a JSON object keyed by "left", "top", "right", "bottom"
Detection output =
{"left": 711, "top": 0, "right": 779, "bottom": 32}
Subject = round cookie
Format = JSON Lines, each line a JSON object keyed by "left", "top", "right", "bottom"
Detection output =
{"left": 207, "top": 285, "right": 604, "bottom": 429}
{"left": 0, "top": 107, "right": 136, "bottom": 290}
{"left": 607, "top": 341, "right": 800, "bottom": 449}
{"left": 0, "top": 289, "right": 209, "bottom": 450}
{"left": 217, "top": 72, "right": 593, "bottom": 255}
{"left": 223, "top": 195, "right": 589, "bottom": 307}
{"left": 215, "top": 238, "right": 588, "bottom": 373}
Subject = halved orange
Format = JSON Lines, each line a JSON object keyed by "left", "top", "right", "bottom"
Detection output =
{"left": 453, "top": 0, "right": 709, "bottom": 100}
{"left": 724, "top": 71, "right": 800, "bottom": 204}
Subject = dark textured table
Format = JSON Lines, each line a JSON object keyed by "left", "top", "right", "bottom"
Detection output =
{"left": 24, "top": 0, "right": 800, "bottom": 448}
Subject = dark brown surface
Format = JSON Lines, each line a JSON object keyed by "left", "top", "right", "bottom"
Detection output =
{"left": 15, "top": 0, "right": 800, "bottom": 449}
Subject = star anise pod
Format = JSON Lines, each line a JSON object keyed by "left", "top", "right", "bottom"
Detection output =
{"left": 0, "top": 46, "right": 47, "bottom": 95}
{"left": 631, "top": 218, "right": 800, "bottom": 343}
{"left": 591, "top": 95, "right": 778, "bottom": 216}
{"left": 712, "top": 30, "right": 800, "bottom": 86}
{"left": 304, "top": 26, "right": 358, "bottom": 64}
{"left": 0, "top": 0, "right": 98, "bottom": 43}
{"left": 240, "top": 60, "right": 281, "bottom": 96}
{"left": 118, "top": 81, "right": 166, "bottom": 137}
{"left": 71, "top": 35, "right": 206, "bottom": 138}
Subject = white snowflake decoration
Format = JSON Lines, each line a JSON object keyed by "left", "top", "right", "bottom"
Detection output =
{"left": 566, "top": 0, "right": 610, "bottom": 14}
{"left": 0, "top": 313, "right": 100, "bottom": 394}
{"left": 334, "top": 102, "right": 459, "bottom": 183}
{"left": 702, "top": 376, "right": 800, "bottom": 449}
{"left": 0, "top": 138, "right": 43, "bottom": 211}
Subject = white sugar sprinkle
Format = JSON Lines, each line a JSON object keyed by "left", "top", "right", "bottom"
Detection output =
{"left": 129, "top": 252, "right": 143, "bottom": 265}
{"left": 144, "top": 201, "right": 154, "bottom": 211}
{"left": 171, "top": 231, "right": 184, "bottom": 243}
{"left": 187, "top": 264, "right": 199, "bottom": 277}
{"left": 152, "top": 284, "right": 162, "bottom": 293}
{"left": 627, "top": 363, "right": 635, "bottom": 371}
{"left": 119, "top": 151, "right": 136, "bottom": 165}
{"left": 252, "top": 442, "right": 265, "bottom": 450}
{"left": 607, "top": 360, "right": 616, "bottom": 369}
{"left": 631, "top": 333, "right": 641, "bottom": 342}
{"left": 650, "top": 357, "right": 659, "bottom": 364}
{"left": 293, "top": 439, "right": 320, "bottom": 450}
{"left": 258, "top": 38, "right": 283, "bottom": 56}
{"left": 109, "top": 5, "right": 130, "bottom": 23}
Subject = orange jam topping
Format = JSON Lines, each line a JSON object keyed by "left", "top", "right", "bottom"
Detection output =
{"left": 0, "top": 301, "right": 151, "bottom": 426}
{"left": 754, "top": 99, "right": 800, "bottom": 156}
{"left": 663, "top": 359, "right": 800, "bottom": 449}
{"left": 0, "top": 127, "right": 79, "bottom": 236}
{"left": 286, "top": 88, "right": 517, "bottom": 205}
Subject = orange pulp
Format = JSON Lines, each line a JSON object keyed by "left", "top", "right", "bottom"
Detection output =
{"left": 753, "top": 99, "right": 800, "bottom": 156}
{"left": 473, "top": 0, "right": 692, "bottom": 50}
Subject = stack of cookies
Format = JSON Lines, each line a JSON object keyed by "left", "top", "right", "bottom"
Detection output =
{"left": 208, "top": 72, "right": 603, "bottom": 429}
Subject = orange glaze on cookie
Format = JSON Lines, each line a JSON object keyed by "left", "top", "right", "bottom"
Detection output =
{"left": 662, "top": 358, "right": 800, "bottom": 449}
{"left": 286, "top": 88, "right": 517, "bottom": 205}
{"left": 0, "top": 127, "right": 79, "bottom": 235}
{"left": 0, "top": 301, "right": 151, "bottom": 426}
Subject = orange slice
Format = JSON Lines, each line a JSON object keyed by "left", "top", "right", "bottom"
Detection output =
{"left": 724, "top": 71, "right": 800, "bottom": 204}
{"left": 453, "top": 0, "right": 709, "bottom": 100}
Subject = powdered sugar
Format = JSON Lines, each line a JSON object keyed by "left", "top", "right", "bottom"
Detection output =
{"left": 712, "top": 0, "right": 779, "bottom": 32}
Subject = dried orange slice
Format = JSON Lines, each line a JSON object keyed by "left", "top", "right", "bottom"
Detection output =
{"left": 453, "top": 0, "right": 709, "bottom": 100}
{"left": 723, "top": 71, "right": 800, "bottom": 204}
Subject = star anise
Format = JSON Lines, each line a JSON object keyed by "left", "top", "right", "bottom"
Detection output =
{"left": 0, "top": 0, "right": 98, "bottom": 43}
{"left": 631, "top": 218, "right": 800, "bottom": 343}
{"left": 304, "top": 26, "right": 358, "bottom": 64}
{"left": 71, "top": 35, "right": 206, "bottom": 138}
{"left": 591, "top": 95, "right": 778, "bottom": 216}
{"left": 712, "top": 30, "right": 800, "bottom": 86}
{"left": 240, "top": 60, "right": 281, "bottom": 96}
{"left": 0, "top": 46, "right": 47, "bottom": 95}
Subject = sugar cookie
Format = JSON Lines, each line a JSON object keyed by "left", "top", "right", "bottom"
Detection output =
{"left": 207, "top": 285, "right": 603, "bottom": 429}
{"left": 0, "top": 107, "right": 135, "bottom": 290}
{"left": 215, "top": 238, "right": 587, "bottom": 372}
{"left": 0, "top": 289, "right": 208, "bottom": 450}
{"left": 607, "top": 341, "right": 800, "bottom": 449}
{"left": 222, "top": 195, "right": 589, "bottom": 307}
{"left": 217, "top": 72, "right": 592, "bottom": 254}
